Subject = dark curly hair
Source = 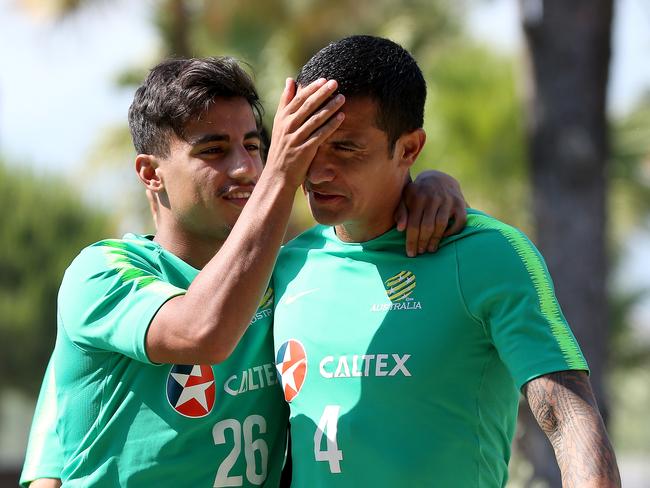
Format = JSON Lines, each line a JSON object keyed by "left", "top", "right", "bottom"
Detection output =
{"left": 128, "top": 57, "right": 263, "bottom": 157}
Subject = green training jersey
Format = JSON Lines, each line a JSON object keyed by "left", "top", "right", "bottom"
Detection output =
{"left": 20, "top": 358, "right": 62, "bottom": 486}
{"left": 51, "top": 234, "right": 287, "bottom": 486}
{"left": 272, "top": 210, "right": 588, "bottom": 487}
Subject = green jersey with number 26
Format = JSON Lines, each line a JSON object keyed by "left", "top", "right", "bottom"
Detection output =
{"left": 43, "top": 234, "right": 287, "bottom": 487}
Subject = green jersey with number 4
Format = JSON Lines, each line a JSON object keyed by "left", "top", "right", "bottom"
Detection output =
{"left": 47, "top": 234, "right": 287, "bottom": 487}
{"left": 273, "top": 210, "right": 588, "bottom": 487}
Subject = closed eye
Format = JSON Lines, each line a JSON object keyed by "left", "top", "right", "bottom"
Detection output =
{"left": 333, "top": 143, "right": 356, "bottom": 152}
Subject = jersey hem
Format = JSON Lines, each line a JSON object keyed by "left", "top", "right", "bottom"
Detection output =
{"left": 141, "top": 290, "right": 187, "bottom": 365}
{"left": 517, "top": 364, "right": 590, "bottom": 391}
{"left": 19, "top": 468, "right": 62, "bottom": 488}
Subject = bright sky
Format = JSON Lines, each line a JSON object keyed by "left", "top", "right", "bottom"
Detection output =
{"left": 467, "top": 0, "right": 650, "bottom": 116}
{"left": 0, "top": 0, "right": 157, "bottom": 173}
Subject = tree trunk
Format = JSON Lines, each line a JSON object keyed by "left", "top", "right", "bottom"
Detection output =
{"left": 165, "top": 0, "right": 191, "bottom": 57}
{"left": 518, "top": 0, "right": 614, "bottom": 485}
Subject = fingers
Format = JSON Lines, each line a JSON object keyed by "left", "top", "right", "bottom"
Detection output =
{"left": 285, "top": 79, "right": 337, "bottom": 125}
{"left": 399, "top": 170, "right": 470, "bottom": 256}
{"left": 404, "top": 198, "right": 424, "bottom": 258}
{"left": 405, "top": 194, "right": 459, "bottom": 255}
{"left": 284, "top": 78, "right": 327, "bottom": 113}
{"left": 290, "top": 80, "right": 341, "bottom": 135}
{"left": 273, "top": 78, "right": 326, "bottom": 130}
{"left": 273, "top": 78, "right": 343, "bottom": 144}
{"left": 265, "top": 77, "right": 344, "bottom": 188}
{"left": 426, "top": 200, "right": 452, "bottom": 252}
{"left": 444, "top": 207, "right": 467, "bottom": 237}
{"left": 444, "top": 180, "right": 468, "bottom": 237}
{"left": 418, "top": 208, "right": 437, "bottom": 254}
{"left": 277, "top": 77, "right": 297, "bottom": 111}
{"left": 394, "top": 201, "right": 408, "bottom": 232}
{"left": 293, "top": 93, "right": 345, "bottom": 142}
{"left": 303, "top": 110, "right": 345, "bottom": 147}
{"left": 276, "top": 78, "right": 345, "bottom": 153}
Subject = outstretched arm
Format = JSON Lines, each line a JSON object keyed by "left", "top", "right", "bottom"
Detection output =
{"left": 523, "top": 370, "right": 621, "bottom": 487}
{"left": 145, "top": 79, "right": 345, "bottom": 364}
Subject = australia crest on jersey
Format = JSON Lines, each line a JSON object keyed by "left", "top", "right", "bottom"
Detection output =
{"left": 250, "top": 287, "right": 274, "bottom": 325}
{"left": 275, "top": 339, "right": 307, "bottom": 402}
{"left": 166, "top": 364, "right": 216, "bottom": 418}
{"left": 371, "top": 270, "right": 423, "bottom": 312}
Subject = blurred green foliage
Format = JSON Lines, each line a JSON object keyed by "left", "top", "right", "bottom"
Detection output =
{"left": 417, "top": 40, "right": 530, "bottom": 230}
{"left": 610, "top": 92, "right": 650, "bottom": 236}
{"left": 0, "top": 161, "right": 113, "bottom": 394}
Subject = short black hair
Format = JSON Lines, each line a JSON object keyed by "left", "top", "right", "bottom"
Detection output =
{"left": 297, "top": 35, "right": 426, "bottom": 153}
{"left": 128, "top": 57, "right": 263, "bottom": 157}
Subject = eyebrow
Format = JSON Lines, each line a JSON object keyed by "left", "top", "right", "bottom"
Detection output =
{"left": 189, "top": 130, "right": 261, "bottom": 146}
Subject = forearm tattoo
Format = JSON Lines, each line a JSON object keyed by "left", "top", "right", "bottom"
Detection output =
{"left": 523, "top": 371, "right": 621, "bottom": 487}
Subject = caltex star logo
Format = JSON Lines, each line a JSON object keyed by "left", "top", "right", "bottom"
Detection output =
{"left": 166, "top": 364, "right": 216, "bottom": 418}
{"left": 275, "top": 340, "right": 307, "bottom": 402}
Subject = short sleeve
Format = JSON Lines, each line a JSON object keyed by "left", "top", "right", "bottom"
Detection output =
{"left": 58, "top": 241, "right": 186, "bottom": 363}
{"left": 456, "top": 215, "right": 588, "bottom": 389}
{"left": 20, "top": 358, "right": 62, "bottom": 487}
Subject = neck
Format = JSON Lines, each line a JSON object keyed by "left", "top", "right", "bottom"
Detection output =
{"left": 334, "top": 215, "right": 396, "bottom": 243}
{"left": 334, "top": 178, "right": 408, "bottom": 243}
{"left": 153, "top": 223, "right": 226, "bottom": 269}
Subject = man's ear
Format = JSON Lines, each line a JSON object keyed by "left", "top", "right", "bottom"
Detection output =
{"left": 396, "top": 128, "right": 426, "bottom": 169}
{"left": 135, "top": 154, "right": 163, "bottom": 192}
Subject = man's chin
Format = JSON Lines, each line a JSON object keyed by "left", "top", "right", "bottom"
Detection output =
{"left": 223, "top": 206, "right": 243, "bottom": 227}
{"left": 309, "top": 206, "right": 345, "bottom": 227}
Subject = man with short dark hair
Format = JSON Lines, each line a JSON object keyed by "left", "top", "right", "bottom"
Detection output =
{"left": 272, "top": 35, "right": 621, "bottom": 487}
{"left": 20, "top": 55, "right": 467, "bottom": 487}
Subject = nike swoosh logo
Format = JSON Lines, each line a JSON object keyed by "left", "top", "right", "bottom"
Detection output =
{"left": 283, "top": 288, "right": 320, "bottom": 305}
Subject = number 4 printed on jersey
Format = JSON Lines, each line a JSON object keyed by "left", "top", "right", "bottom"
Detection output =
{"left": 314, "top": 405, "right": 343, "bottom": 473}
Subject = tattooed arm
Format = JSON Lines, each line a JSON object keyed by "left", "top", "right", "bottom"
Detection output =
{"left": 522, "top": 371, "right": 621, "bottom": 487}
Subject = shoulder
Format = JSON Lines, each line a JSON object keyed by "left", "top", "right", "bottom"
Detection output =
{"left": 466, "top": 211, "right": 532, "bottom": 246}
{"left": 57, "top": 235, "right": 185, "bottom": 350}
{"left": 283, "top": 225, "right": 330, "bottom": 250}
{"left": 60, "top": 234, "right": 165, "bottom": 298}
{"left": 67, "top": 234, "right": 158, "bottom": 272}
{"left": 274, "top": 226, "right": 334, "bottom": 293}
{"left": 442, "top": 210, "right": 537, "bottom": 259}
{"left": 443, "top": 211, "right": 553, "bottom": 295}
{"left": 279, "top": 225, "right": 331, "bottom": 262}
{"left": 444, "top": 209, "right": 526, "bottom": 241}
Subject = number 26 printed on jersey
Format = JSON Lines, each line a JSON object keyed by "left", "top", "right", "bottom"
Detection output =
{"left": 213, "top": 415, "right": 268, "bottom": 487}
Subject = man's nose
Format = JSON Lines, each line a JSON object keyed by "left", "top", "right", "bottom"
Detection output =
{"left": 306, "top": 149, "right": 336, "bottom": 185}
{"left": 228, "top": 147, "right": 261, "bottom": 181}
